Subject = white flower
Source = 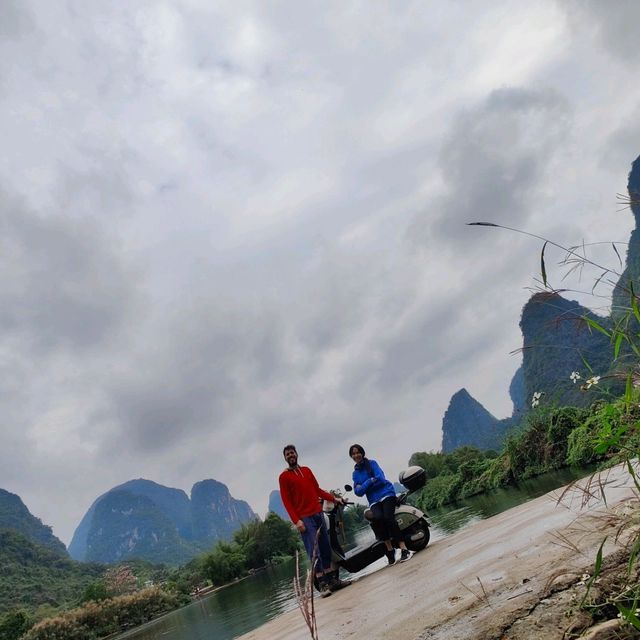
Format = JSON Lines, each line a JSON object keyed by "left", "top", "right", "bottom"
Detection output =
{"left": 570, "top": 371, "right": 581, "bottom": 383}
{"left": 585, "top": 376, "right": 601, "bottom": 389}
{"left": 531, "top": 391, "right": 542, "bottom": 408}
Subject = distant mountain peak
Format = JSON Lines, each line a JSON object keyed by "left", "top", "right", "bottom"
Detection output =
{"left": 441, "top": 388, "right": 509, "bottom": 452}
{"left": 69, "top": 477, "right": 256, "bottom": 565}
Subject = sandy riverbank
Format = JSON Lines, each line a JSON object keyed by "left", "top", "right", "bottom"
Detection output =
{"left": 237, "top": 465, "right": 638, "bottom": 640}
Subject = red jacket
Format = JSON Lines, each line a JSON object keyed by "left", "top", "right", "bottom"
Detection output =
{"left": 278, "top": 466, "right": 335, "bottom": 523}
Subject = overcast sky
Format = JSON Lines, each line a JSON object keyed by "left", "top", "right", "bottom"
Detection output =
{"left": 1, "top": 0, "right": 640, "bottom": 545}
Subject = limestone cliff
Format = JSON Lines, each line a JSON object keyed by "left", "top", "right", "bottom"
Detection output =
{"left": 69, "top": 478, "right": 256, "bottom": 565}
{"left": 190, "top": 479, "right": 256, "bottom": 546}
{"left": 441, "top": 389, "right": 510, "bottom": 453}
{"left": 267, "top": 490, "right": 288, "bottom": 521}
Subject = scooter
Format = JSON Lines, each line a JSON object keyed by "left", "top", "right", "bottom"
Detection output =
{"left": 321, "top": 465, "right": 430, "bottom": 583}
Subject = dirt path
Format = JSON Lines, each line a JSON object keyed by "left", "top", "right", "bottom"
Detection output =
{"left": 237, "top": 465, "right": 637, "bottom": 640}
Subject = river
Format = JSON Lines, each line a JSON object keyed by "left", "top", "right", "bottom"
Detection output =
{"left": 116, "top": 466, "right": 593, "bottom": 640}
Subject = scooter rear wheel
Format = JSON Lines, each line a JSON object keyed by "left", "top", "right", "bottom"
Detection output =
{"left": 403, "top": 519, "right": 430, "bottom": 552}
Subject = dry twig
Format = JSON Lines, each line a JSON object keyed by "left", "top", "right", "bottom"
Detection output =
{"left": 293, "top": 531, "right": 320, "bottom": 639}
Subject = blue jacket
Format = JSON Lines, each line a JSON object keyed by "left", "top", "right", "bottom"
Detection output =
{"left": 352, "top": 458, "right": 396, "bottom": 505}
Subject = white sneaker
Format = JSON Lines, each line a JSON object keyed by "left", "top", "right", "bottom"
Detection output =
{"left": 399, "top": 549, "right": 413, "bottom": 562}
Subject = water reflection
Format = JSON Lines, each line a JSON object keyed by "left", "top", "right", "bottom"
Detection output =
{"left": 117, "top": 466, "right": 592, "bottom": 640}
{"left": 118, "top": 561, "right": 300, "bottom": 640}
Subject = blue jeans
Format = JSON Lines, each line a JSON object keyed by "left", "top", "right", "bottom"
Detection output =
{"left": 300, "top": 513, "right": 332, "bottom": 573}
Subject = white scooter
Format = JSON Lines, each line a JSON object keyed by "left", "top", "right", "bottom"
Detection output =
{"left": 321, "top": 465, "right": 430, "bottom": 580}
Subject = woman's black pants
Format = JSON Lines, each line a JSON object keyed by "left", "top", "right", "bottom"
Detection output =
{"left": 370, "top": 496, "right": 401, "bottom": 545}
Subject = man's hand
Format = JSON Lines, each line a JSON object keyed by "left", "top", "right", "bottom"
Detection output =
{"left": 334, "top": 496, "right": 344, "bottom": 505}
{"left": 295, "top": 520, "right": 306, "bottom": 532}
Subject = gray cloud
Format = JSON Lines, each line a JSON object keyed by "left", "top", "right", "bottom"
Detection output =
{"left": 1, "top": 1, "right": 639, "bottom": 544}
{"left": 104, "top": 301, "right": 285, "bottom": 452}
{"left": 411, "top": 87, "right": 571, "bottom": 250}
{"left": 562, "top": 0, "right": 640, "bottom": 64}
{"left": 602, "top": 116, "right": 640, "bottom": 177}
{"left": 0, "top": 0, "right": 33, "bottom": 39}
{"left": 0, "top": 191, "right": 137, "bottom": 352}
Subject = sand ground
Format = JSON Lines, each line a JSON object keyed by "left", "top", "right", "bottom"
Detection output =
{"left": 237, "top": 465, "right": 638, "bottom": 640}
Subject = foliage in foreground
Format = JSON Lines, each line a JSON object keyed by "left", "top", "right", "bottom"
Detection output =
{"left": 468, "top": 189, "right": 640, "bottom": 629}
{"left": 0, "top": 511, "right": 301, "bottom": 640}
{"left": 20, "top": 587, "right": 179, "bottom": 640}
{"left": 410, "top": 398, "right": 640, "bottom": 512}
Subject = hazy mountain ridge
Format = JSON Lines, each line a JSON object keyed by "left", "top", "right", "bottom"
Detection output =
{"left": 69, "top": 478, "right": 257, "bottom": 565}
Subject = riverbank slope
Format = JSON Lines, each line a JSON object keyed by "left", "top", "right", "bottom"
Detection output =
{"left": 238, "top": 465, "right": 638, "bottom": 640}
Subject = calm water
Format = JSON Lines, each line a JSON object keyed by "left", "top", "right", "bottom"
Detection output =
{"left": 118, "top": 466, "right": 593, "bottom": 640}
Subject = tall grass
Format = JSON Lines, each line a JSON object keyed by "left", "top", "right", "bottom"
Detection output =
{"left": 470, "top": 214, "right": 640, "bottom": 628}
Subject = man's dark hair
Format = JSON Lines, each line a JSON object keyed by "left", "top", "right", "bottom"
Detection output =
{"left": 283, "top": 444, "right": 297, "bottom": 456}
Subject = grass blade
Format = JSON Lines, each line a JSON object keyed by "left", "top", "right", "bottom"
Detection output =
{"left": 612, "top": 242, "right": 623, "bottom": 269}
{"left": 617, "top": 602, "right": 640, "bottom": 631}
{"left": 578, "top": 351, "right": 594, "bottom": 374}
{"left": 625, "top": 373, "right": 633, "bottom": 411}
{"left": 626, "top": 459, "right": 640, "bottom": 494}
{"left": 584, "top": 316, "right": 611, "bottom": 338}
{"left": 580, "top": 537, "right": 607, "bottom": 608}
{"left": 614, "top": 331, "right": 624, "bottom": 360}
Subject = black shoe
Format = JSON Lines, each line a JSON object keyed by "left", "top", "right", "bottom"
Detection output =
{"left": 329, "top": 577, "right": 352, "bottom": 591}
{"left": 386, "top": 549, "right": 396, "bottom": 565}
{"left": 399, "top": 549, "right": 413, "bottom": 562}
{"left": 318, "top": 582, "right": 332, "bottom": 598}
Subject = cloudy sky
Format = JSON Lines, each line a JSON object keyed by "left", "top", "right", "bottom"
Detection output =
{"left": 1, "top": 0, "right": 639, "bottom": 545}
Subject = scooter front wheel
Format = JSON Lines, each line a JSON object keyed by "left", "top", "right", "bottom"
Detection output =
{"left": 403, "top": 518, "right": 430, "bottom": 552}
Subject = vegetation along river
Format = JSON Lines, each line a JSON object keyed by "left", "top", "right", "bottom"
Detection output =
{"left": 116, "top": 466, "right": 592, "bottom": 640}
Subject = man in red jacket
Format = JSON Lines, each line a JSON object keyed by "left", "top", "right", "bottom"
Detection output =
{"left": 279, "top": 444, "right": 343, "bottom": 597}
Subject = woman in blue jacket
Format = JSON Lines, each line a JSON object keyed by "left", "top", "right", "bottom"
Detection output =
{"left": 349, "top": 444, "right": 412, "bottom": 565}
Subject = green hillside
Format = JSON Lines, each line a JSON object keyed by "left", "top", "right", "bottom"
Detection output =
{"left": 0, "top": 491, "right": 66, "bottom": 556}
{"left": 0, "top": 530, "right": 103, "bottom": 617}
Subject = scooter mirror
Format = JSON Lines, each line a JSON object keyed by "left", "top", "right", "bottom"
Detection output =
{"left": 344, "top": 484, "right": 353, "bottom": 492}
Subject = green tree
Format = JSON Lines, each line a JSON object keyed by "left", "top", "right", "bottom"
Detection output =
{"left": 258, "top": 513, "right": 299, "bottom": 561}
{"left": 79, "top": 581, "right": 108, "bottom": 604}
{"left": 0, "top": 609, "right": 33, "bottom": 640}
{"left": 202, "top": 542, "right": 246, "bottom": 586}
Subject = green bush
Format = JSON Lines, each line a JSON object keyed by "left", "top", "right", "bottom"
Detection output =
{"left": 0, "top": 610, "right": 32, "bottom": 640}
{"left": 415, "top": 474, "right": 461, "bottom": 510}
{"left": 408, "top": 400, "right": 629, "bottom": 509}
